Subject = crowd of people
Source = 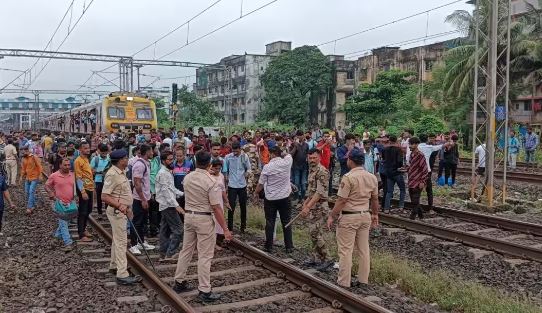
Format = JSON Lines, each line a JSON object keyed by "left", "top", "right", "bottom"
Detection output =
{"left": 0, "top": 123, "right": 539, "bottom": 301}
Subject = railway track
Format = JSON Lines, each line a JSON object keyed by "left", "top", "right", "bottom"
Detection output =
{"left": 88, "top": 214, "right": 393, "bottom": 313}
{"left": 455, "top": 167, "right": 542, "bottom": 184}
{"left": 328, "top": 198, "right": 542, "bottom": 263}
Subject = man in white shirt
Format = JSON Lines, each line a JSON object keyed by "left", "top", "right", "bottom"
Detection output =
{"left": 470, "top": 143, "right": 487, "bottom": 201}
{"left": 255, "top": 146, "right": 293, "bottom": 253}
{"left": 418, "top": 134, "right": 453, "bottom": 210}
{"left": 163, "top": 134, "right": 173, "bottom": 149}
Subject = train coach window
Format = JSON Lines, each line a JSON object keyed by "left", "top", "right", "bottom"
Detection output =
{"left": 108, "top": 107, "right": 125, "bottom": 119}
{"left": 136, "top": 108, "right": 153, "bottom": 120}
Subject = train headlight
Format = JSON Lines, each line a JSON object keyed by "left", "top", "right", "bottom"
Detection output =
{"left": 111, "top": 123, "right": 119, "bottom": 129}
{"left": 143, "top": 124, "right": 151, "bottom": 129}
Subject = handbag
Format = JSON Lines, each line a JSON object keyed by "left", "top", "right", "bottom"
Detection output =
{"left": 54, "top": 199, "right": 78, "bottom": 218}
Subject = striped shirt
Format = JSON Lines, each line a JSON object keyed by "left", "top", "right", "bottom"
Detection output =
{"left": 259, "top": 154, "right": 293, "bottom": 200}
{"left": 408, "top": 150, "right": 428, "bottom": 189}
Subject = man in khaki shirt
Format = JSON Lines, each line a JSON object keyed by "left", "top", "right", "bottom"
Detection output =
{"left": 327, "top": 149, "right": 379, "bottom": 287}
{"left": 173, "top": 150, "right": 232, "bottom": 302}
{"left": 4, "top": 138, "right": 18, "bottom": 186}
{"left": 101, "top": 149, "right": 142, "bottom": 285}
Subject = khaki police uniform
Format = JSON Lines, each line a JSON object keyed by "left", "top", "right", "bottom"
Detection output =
{"left": 335, "top": 167, "right": 378, "bottom": 286}
{"left": 103, "top": 165, "right": 133, "bottom": 279}
{"left": 174, "top": 168, "right": 222, "bottom": 293}
{"left": 306, "top": 163, "right": 330, "bottom": 262}
{"left": 244, "top": 143, "right": 260, "bottom": 195}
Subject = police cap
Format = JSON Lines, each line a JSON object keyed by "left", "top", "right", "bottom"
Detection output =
{"left": 348, "top": 148, "right": 365, "bottom": 165}
{"left": 110, "top": 149, "right": 127, "bottom": 160}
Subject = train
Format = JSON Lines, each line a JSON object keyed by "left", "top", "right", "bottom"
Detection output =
{"left": 39, "top": 92, "right": 158, "bottom": 135}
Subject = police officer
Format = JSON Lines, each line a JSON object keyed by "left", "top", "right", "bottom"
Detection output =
{"left": 300, "top": 148, "right": 333, "bottom": 271}
{"left": 101, "top": 149, "right": 142, "bottom": 285}
{"left": 173, "top": 150, "right": 232, "bottom": 302}
{"left": 327, "top": 149, "right": 379, "bottom": 287}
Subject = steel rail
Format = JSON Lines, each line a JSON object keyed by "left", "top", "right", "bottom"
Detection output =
{"left": 378, "top": 213, "right": 542, "bottom": 262}
{"left": 88, "top": 216, "right": 198, "bottom": 313}
{"left": 229, "top": 239, "right": 393, "bottom": 313}
{"left": 455, "top": 167, "right": 542, "bottom": 183}
{"left": 398, "top": 200, "right": 542, "bottom": 237}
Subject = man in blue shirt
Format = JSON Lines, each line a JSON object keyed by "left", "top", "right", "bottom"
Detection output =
{"left": 91, "top": 144, "right": 111, "bottom": 216}
{"left": 336, "top": 133, "right": 360, "bottom": 176}
{"left": 223, "top": 142, "right": 251, "bottom": 233}
{"left": 172, "top": 148, "right": 194, "bottom": 208}
{"left": 524, "top": 127, "right": 539, "bottom": 171}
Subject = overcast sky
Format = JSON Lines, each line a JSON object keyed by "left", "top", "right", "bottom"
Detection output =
{"left": 0, "top": 0, "right": 471, "bottom": 99}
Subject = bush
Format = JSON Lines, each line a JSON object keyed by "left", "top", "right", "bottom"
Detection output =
{"left": 415, "top": 115, "right": 447, "bottom": 136}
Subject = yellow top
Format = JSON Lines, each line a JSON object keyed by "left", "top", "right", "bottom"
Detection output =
{"left": 44, "top": 136, "right": 53, "bottom": 149}
{"left": 74, "top": 155, "right": 95, "bottom": 191}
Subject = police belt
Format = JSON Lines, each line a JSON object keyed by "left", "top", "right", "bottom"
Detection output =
{"left": 341, "top": 210, "right": 370, "bottom": 215}
{"left": 184, "top": 210, "right": 212, "bottom": 216}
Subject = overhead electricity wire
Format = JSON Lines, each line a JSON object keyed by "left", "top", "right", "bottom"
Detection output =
{"left": 316, "top": 0, "right": 464, "bottom": 47}
{"left": 28, "top": 0, "right": 96, "bottom": 89}
{"left": 1, "top": 0, "right": 75, "bottom": 91}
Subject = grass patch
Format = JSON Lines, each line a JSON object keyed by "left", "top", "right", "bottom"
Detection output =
{"left": 371, "top": 251, "right": 541, "bottom": 313}
{"left": 232, "top": 205, "right": 541, "bottom": 313}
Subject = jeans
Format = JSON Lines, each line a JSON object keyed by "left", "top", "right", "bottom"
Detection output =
{"left": 227, "top": 187, "right": 247, "bottom": 231}
{"left": 526, "top": 150, "right": 536, "bottom": 163}
{"left": 263, "top": 197, "right": 293, "bottom": 250}
{"left": 77, "top": 189, "right": 94, "bottom": 238}
{"left": 292, "top": 167, "right": 307, "bottom": 200}
{"left": 384, "top": 174, "right": 406, "bottom": 209}
{"left": 131, "top": 199, "right": 148, "bottom": 247}
{"left": 159, "top": 207, "right": 183, "bottom": 257}
{"left": 55, "top": 218, "right": 73, "bottom": 245}
{"left": 95, "top": 182, "right": 104, "bottom": 214}
{"left": 24, "top": 180, "right": 38, "bottom": 209}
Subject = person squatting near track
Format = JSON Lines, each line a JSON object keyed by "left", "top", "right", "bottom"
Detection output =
{"left": 45, "top": 158, "right": 77, "bottom": 251}
{"left": 328, "top": 149, "right": 379, "bottom": 287}
{"left": 300, "top": 148, "right": 333, "bottom": 271}
{"left": 101, "top": 149, "right": 142, "bottom": 285}
{"left": 172, "top": 150, "right": 232, "bottom": 302}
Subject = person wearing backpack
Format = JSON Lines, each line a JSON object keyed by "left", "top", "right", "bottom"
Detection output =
{"left": 45, "top": 157, "right": 76, "bottom": 252}
{"left": 223, "top": 142, "right": 251, "bottom": 233}
{"left": 91, "top": 144, "right": 111, "bottom": 217}
{"left": 19, "top": 145, "right": 43, "bottom": 215}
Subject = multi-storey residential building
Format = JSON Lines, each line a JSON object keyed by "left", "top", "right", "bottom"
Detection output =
{"left": 195, "top": 41, "right": 291, "bottom": 125}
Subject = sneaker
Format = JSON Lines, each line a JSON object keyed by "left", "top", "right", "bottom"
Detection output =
{"left": 197, "top": 291, "right": 221, "bottom": 302}
{"left": 136, "top": 242, "right": 155, "bottom": 250}
{"left": 173, "top": 281, "right": 194, "bottom": 293}
{"left": 129, "top": 246, "right": 142, "bottom": 255}
{"left": 116, "top": 275, "right": 142, "bottom": 285}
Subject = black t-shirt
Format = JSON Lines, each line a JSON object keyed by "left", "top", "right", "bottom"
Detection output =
{"left": 382, "top": 146, "right": 404, "bottom": 177}
{"left": 49, "top": 153, "right": 65, "bottom": 173}
{"left": 291, "top": 142, "right": 309, "bottom": 169}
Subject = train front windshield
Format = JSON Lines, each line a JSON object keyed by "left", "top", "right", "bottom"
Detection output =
{"left": 136, "top": 108, "right": 153, "bottom": 120}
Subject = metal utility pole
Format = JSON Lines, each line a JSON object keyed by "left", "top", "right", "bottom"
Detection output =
{"left": 471, "top": 0, "right": 511, "bottom": 207}
{"left": 34, "top": 91, "right": 39, "bottom": 131}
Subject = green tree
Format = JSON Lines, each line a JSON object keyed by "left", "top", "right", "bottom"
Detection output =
{"left": 260, "top": 45, "right": 332, "bottom": 127}
{"left": 176, "top": 85, "right": 222, "bottom": 127}
{"left": 415, "top": 114, "right": 448, "bottom": 135}
{"left": 153, "top": 97, "right": 173, "bottom": 129}
{"left": 345, "top": 70, "right": 420, "bottom": 130}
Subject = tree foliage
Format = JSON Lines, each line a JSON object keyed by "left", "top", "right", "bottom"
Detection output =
{"left": 176, "top": 85, "right": 222, "bottom": 127}
{"left": 345, "top": 70, "right": 423, "bottom": 132}
{"left": 415, "top": 114, "right": 448, "bottom": 135}
{"left": 260, "top": 45, "right": 332, "bottom": 127}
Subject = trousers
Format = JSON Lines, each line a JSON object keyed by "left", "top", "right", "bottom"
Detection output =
{"left": 76, "top": 188, "right": 94, "bottom": 238}
{"left": 159, "top": 207, "right": 183, "bottom": 257}
{"left": 379, "top": 173, "right": 387, "bottom": 207}
{"left": 24, "top": 180, "right": 38, "bottom": 209}
{"left": 149, "top": 197, "right": 161, "bottom": 236}
{"left": 95, "top": 182, "right": 104, "bottom": 214}
{"left": 384, "top": 174, "right": 405, "bottom": 209}
{"left": 227, "top": 187, "right": 247, "bottom": 231}
{"left": 54, "top": 218, "right": 73, "bottom": 245}
{"left": 508, "top": 153, "right": 518, "bottom": 169}
{"left": 292, "top": 167, "right": 308, "bottom": 200}
{"left": 174, "top": 214, "right": 216, "bottom": 293}
{"left": 131, "top": 199, "right": 148, "bottom": 246}
{"left": 263, "top": 197, "right": 293, "bottom": 250}
{"left": 5, "top": 159, "right": 17, "bottom": 186}
{"left": 409, "top": 187, "right": 423, "bottom": 218}
{"left": 308, "top": 207, "right": 329, "bottom": 262}
{"left": 106, "top": 206, "right": 129, "bottom": 278}
{"left": 444, "top": 163, "right": 457, "bottom": 185}
{"left": 336, "top": 213, "right": 371, "bottom": 287}
{"left": 425, "top": 174, "right": 434, "bottom": 208}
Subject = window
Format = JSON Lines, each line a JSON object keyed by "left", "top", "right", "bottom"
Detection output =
{"left": 346, "top": 70, "right": 354, "bottom": 79}
{"left": 425, "top": 60, "right": 434, "bottom": 71}
{"left": 514, "top": 102, "right": 520, "bottom": 110}
{"left": 524, "top": 101, "right": 532, "bottom": 111}
{"left": 136, "top": 108, "right": 153, "bottom": 120}
{"left": 240, "top": 113, "right": 245, "bottom": 123}
{"left": 108, "top": 107, "right": 125, "bottom": 119}
{"left": 359, "top": 68, "right": 368, "bottom": 80}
